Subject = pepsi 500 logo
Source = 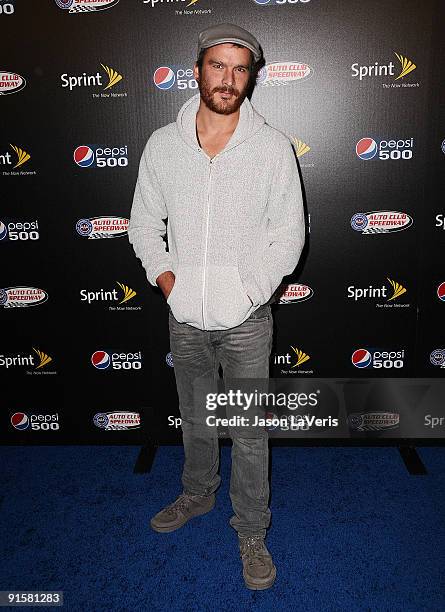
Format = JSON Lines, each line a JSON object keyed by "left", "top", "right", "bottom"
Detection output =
{"left": 352, "top": 348, "right": 405, "bottom": 369}
{"left": 0, "top": 220, "right": 39, "bottom": 241}
{"left": 0, "top": 1, "right": 15, "bottom": 15}
{"left": 91, "top": 350, "right": 142, "bottom": 370}
{"left": 11, "top": 412, "right": 60, "bottom": 431}
{"left": 74, "top": 145, "right": 128, "bottom": 168}
{"left": 356, "top": 137, "right": 413, "bottom": 160}
{"left": 254, "top": 0, "right": 310, "bottom": 4}
{"left": 153, "top": 66, "right": 197, "bottom": 90}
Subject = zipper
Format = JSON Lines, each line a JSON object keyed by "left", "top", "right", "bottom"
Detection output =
{"left": 201, "top": 158, "right": 213, "bottom": 329}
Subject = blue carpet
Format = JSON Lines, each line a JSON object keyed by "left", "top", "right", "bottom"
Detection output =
{"left": 1, "top": 445, "right": 444, "bottom": 611}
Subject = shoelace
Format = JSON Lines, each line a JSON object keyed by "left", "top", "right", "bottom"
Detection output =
{"left": 239, "top": 536, "right": 267, "bottom": 566}
{"left": 165, "top": 493, "right": 192, "bottom": 516}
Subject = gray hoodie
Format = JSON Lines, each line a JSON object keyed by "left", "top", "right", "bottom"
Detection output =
{"left": 128, "top": 92, "right": 305, "bottom": 331}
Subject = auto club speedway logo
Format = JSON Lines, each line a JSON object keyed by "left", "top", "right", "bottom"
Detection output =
{"left": 0, "top": 71, "right": 26, "bottom": 95}
{"left": 256, "top": 61, "right": 312, "bottom": 86}
{"left": 0, "top": 287, "right": 48, "bottom": 308}
{"left": 351, "top": 52, "right": 418, "bottom": 88}
{"left": 54, "top": 0, "right": 119, "bottom": 13}
{"left": 430, "top": 349, "right": 445, "bottom": 368}
{"left": 75, "top": 217, "right": 129, "bottom": 239}
{"left": 274, "top": 283, "right": 314, "bottom": 304}
{"left": 348, "top": 412, "right": 399, "bottom": 432}
{"left": 60, "top": 64, "right": 127, "bottom": 99}
{"left": 351, "top": 211, "right": 413, "bottom": 234}
{"left": 93, "top": 411, "right": 141, "bottom": 430}
{"left": 0, "top": 348, "right": 56, "bottom": 375}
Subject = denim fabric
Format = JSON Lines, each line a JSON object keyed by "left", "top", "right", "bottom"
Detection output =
{"left": 168, "top": 303, "right": 273, "bottom": 538}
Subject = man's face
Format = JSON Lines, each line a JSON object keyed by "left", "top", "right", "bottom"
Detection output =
{"left": 193, "top": 43, "right": 252, "bottom": 116}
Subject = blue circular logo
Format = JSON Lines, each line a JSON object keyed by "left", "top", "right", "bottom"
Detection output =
{"left": 351, "top": 213, "right": 368, "bottom": 231}
{"left": 76, "top": 219, "right": 93, "bottom": 236}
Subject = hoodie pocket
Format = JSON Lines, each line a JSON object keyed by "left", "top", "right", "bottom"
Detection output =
{"left": 205, "top": 264, "right": 254, "bottom": 329}
{"left": 167, "top": 264, "right": 203, "bottom": 328}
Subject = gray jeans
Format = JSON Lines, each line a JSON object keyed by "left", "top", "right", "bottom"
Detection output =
{"left": 168, "top": 303, "right": 273, "bottom": 538}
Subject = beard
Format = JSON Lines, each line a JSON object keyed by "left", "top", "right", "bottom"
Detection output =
{"left": 197, "top": 73, "right": 249, "bottom": 115}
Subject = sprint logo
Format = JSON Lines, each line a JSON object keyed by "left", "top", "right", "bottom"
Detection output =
{"left": 80, "top": 282, "right": 141, "bottom": 310}
{"left": 0, "top": 347, "right": 55, "bottom": 374}
{"left": 10, "top": 145, "right": 30, "bottom": 168}
{"left": 60, "top": 64, "right": 126, "bottom": 98}
{"left": 33, "top": 348, "right": 52, "bottom": 369}
{"left": 290, "top": 346, "right": 310, "bottom": 367}
{"left": 292, "top": 138, "right": 310, "bottom": 157}
{"left": 351, "top": 52, "right": 417, "bottom": 85}
{"left": 274, "top": 346, "right": 313, "bottom": 374}
{"left": 1, "top": 144, "right": 35, "bottom": 175}
{"left": 347, "top": 278, "right": 409, "bottom": 308}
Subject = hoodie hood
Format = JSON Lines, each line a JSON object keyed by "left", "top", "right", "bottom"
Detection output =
{"left": 176, "top": 92, "right": 266, "bottom": 155}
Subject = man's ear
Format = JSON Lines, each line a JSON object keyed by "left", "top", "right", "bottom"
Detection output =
{"left": 193, "top": 63, "right": 200, "bottom": 82}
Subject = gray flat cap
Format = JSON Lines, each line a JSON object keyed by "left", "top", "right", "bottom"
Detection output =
{"left": 197, "top": 23, "right": 262, "bottom": 63}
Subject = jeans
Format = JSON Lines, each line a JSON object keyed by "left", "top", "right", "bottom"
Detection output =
{"left": 168, "top": 303, "right": 273, "bottom": 538}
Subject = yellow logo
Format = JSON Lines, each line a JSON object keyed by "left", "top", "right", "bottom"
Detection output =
{"left": 290, "top": 346, "right": 310, "bottom": 368}
{"left": 101, "top": 64, "right": 123, "bottom": 90}
{"left": 292, "top": 138, "right": 311, "bottom": 158}
{"left": 33, "top": 348, "right": 52, "bottom": 369}
{"left": 186, "top": 0, "right": 199, "bottom": 5}
{"left": 394, "top": 53, "right": 416, "bottom": 80}
{"left": 117, "top": 282, "right": 136, "bottom": 304}
{"left": 10, "top": 144, "right": 30, "bottom": 169}
{"left": 387, "top": 278, "right": 407, "bottom": 301}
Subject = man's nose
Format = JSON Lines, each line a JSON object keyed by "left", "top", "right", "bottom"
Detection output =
{"left": 222, "top": 68, "right": 234, "bottom": 87}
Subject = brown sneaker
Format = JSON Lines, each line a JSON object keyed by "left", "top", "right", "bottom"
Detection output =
{"left": 150, "top": 492, "right": 215, "bottom": 533}
{"left": 238, "top": 535, "right": 277, "bottom": 590}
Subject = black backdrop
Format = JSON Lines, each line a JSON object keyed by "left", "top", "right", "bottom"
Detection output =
{"left": 2, "top": 0, "right": 444, "bottom": 444}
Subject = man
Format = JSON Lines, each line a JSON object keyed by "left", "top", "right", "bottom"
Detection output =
{"left": 128, "top": 23, "right": 305, "bottom": 590}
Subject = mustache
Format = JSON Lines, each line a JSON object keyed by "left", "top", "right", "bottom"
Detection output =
{"left": 213, "top": 86, "right": 239, "bottom": 96}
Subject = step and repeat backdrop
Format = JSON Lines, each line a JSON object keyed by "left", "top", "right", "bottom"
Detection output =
{"left": 2, "top": 0, "right": 444, "bottom": 444}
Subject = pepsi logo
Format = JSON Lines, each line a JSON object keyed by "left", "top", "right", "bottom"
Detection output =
{"left": 74, "top": 146, "right": 94, "bottom": 167}
{"left": 0, "top": 221, "right": 7, "bottom": 240}
{"left": 351, "top": 349, "right": 372, "bottom": 368}
{"left": 153, "top": 67, "right": 175, "bottom": 90}
{"left": 437, "top": 282, "right": 445, "bottom": 302}
{"left": 356, "top": 138, "right": 378, "bottom": 160}
{"left": 91, "top": 351, "right": 111, "bottom": 369}
{"left": 11, "top": 412, "right": 29, "bottom": 430}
